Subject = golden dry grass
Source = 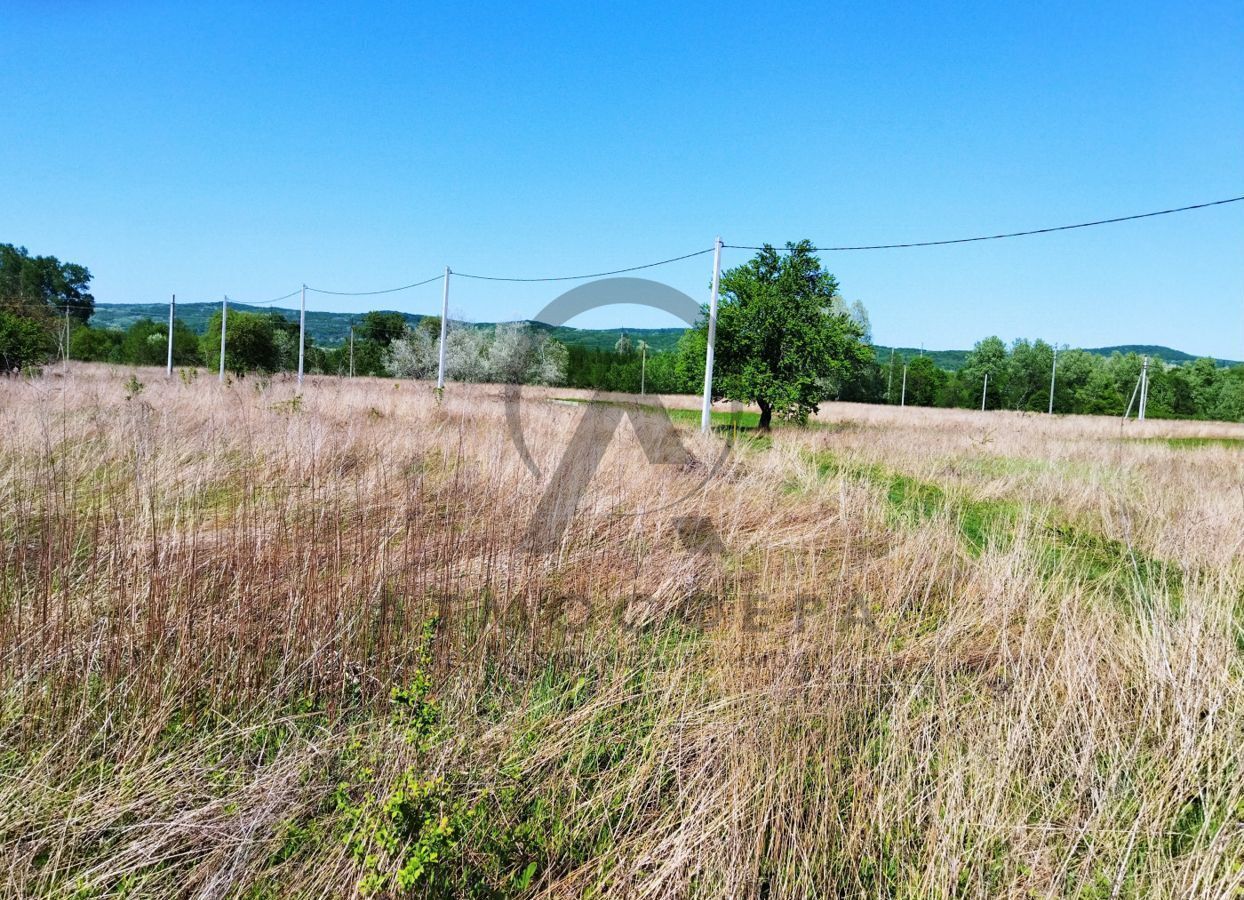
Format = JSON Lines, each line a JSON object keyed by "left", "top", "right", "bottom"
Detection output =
{"left": 1, "top": 364, "right": 1243, "bottom": 898}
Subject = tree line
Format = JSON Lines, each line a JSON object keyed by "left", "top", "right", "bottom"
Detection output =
{"left": 5, "top": 241, "right": 1243, "bottom": 423}
{"left": 870, "top": 337, "right": 1244, "bottom": 421}
{"left": 567, "top": 331, "right": 1244, "bottom": 422}
{"left": 0, "top": 244, "right": 94, "bottom": 372}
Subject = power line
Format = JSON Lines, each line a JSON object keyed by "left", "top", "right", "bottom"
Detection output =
{"left": 453, "top": 247, "right": 716, "bottom": 282}
{"left": 725, "top": 194, "right": 1244, "bottom": 252}
{"left": 225, "top": 288, "right": 303, "bottom": 306}
{"left": 45, "top": 193, "right": 1244, "bottom": 307}
{"left": 305, "top": 274, "right": 443, "bottom": 296}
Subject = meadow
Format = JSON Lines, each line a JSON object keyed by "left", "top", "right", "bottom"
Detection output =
{"left": 2, "top": 364, "right": 1243, "bottom": 898}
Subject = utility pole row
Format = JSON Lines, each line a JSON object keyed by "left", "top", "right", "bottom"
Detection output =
{"left": 163, "top": 241, "right": 734, "bottom": 424}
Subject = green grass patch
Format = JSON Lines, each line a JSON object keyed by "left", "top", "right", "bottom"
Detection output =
{"left": 1133, "top": 436, "right": 1244, "bottom": 450}
{"left": 809, "top": 451, "right": 1018, "bottom": 555}
{"left": 806, "top": 450, "right": 1185, "bottom": 615}
{"left": 553, "top": 396, "right": 759, "bottom": 429}
{"left": 551, "top": 397, "right": 774, "bottom": 450}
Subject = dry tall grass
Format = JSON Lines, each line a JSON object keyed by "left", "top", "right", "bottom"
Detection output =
{"left": 2, "top": 364, "right": 1242, "bottom": 898}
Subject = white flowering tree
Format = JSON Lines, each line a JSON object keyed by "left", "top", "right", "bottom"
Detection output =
{"left": 385, "top": 320, "right": 566, "bottom": 385}
{"left": 382, "top": 327, "right": 436, "bottom": 378}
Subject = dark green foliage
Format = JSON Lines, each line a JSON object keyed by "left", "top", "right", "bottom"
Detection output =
{"left": 0, "top": 244, "right": 96, "bottom": 370}
{"left": 875, "top": 338, "right": 1244, "bottom": 422}
{"left": 563, "top": 345, "right": 687, "bottom": 394}
{"left": 0, "top": 243, "right": 94, "bottom": 322}
{"left": 0, "top": 309, "right": 56, "bottom": 373}
{"left": 68, "top": 324, "right": 123, "bottom": 362}
{"left": 697, "top": 241, "right": 873, "bottom": 429}
{"left": 68, "top": 318, "right": 202, "bottom": 366}
{"left": 357, "top": 311, "right": 408, "bottom": 347}
{"left": 901, "top": 356, "right": 946, "bottom": 407}
{"left": 871, "top": 343, "right": 1240, "bottom": 372}
{"left": 198, "top": 310, "right": 307, "bottom": 375}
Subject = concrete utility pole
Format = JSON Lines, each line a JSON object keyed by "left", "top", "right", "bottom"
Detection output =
{"left": 63, "top": 305, "right": 70, "bottom": 372}
{"left": 348, "top": 324, "right": 355, "bottom": 378}
{"left": 219, "top": 296, "right": 228, "bottom": 383}
{"left": 700, "top": 237, "right": 723, "bottom": 433}
{"left": 436, "top": 267, "right": 450, "bottom": 390}
{"left": 887, "top": 349, "right": 895, "bottom": 402}
{"left": 1124, "top": 371, "right": 1142, "bottom": 420}
{"left": 981, "top": 371, "right": 989, "bottom": 411}
{"left": 297, "top": 284, "right": 307, "bottom": 387}
{"left": 1138, "top": 356, "right": 1150, "bottom": 421}
{"left": 1048, "top": 345, "right": 1058, "bottom": 414}
{"left": 639, "top": 341, "right": 647, "bottom": 395}
{"left": 900, "top": 364, "right": 908, "bottom": 407}
{"left": 167, "top": 294, "right": 176, "bottom": 376}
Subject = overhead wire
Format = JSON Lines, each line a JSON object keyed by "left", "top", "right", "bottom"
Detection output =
{"left": 223, "top": 289, "right": 303, "bottom": 306}
{"left": 305, "top": 274, "right": 443, "bottom": 296}
{"left": 65, "top": 193, "right": 1244, "bottom": 304}
{"left": 725, "top": 195, "right": 1244, "bottom": 252}
{"left": 452, "top": 247, "right": 716, "bottom": 282}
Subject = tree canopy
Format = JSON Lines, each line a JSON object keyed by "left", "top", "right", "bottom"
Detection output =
{"left": 0, "top": 244, "right": 95, "bottom": 371}
{"left": 0, "top": 244, "right": 94, "bottom": 323}
{"left": 695, "top": 241, "right": 873, "bottom": 429}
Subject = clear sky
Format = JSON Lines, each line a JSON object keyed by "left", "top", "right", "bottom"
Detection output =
{"left": 3, "top": 1, "right": 1242, "bottom": 355}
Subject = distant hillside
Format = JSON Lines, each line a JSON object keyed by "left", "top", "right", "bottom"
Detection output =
{"left": 89, "top": 303, "right": 1236, "bottom": 366}
{"left": 872, "top": 347, "right": 970, "bottom": 370}
{"left": 89, "top": 303, "right": 686, "bottom": 353}
{"left": 1083, "top": 344, "right": 1238, "bottom": 366}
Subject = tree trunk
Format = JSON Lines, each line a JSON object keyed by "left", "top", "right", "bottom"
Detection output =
{"left": 757, "top": 400, "right": 773, "bottom": 431}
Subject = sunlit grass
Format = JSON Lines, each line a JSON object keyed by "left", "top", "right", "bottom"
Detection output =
{"left": 1, "top": 365, "right": 1243, "bottom": 897}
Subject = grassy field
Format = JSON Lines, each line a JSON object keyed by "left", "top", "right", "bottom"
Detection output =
{"left": 2, "top": 365, "right": 1244, "bottom": 898}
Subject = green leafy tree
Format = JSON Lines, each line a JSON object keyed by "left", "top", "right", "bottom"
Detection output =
{"left": 838, "top": 355, "right": 885, "bottom": 403}
{"left": 1183, "top": 357, "right": 1222, "bottom": 417}
{"left": 414, "top": 315, "right": 443, "bottom": 340}
{"left": 69, "top": 325, "right": 124, "bottom": 363}
{"left": 0, "top": 244, "right": 94, "bottom": 322}
{"left": 882, "top": 351, "right": 904, "bottom": 404}
{"left": 1048, "top": 348, "right": 1094, "bottom": 414}
{"left": 1004, "top": 339, "right": 1055, "bottom": 411}
{"left": 903, "top": 355, "right": 946, "bottom": 406}
{"left": 673, "top": 328, "right": 706, "bottom": 395}
{"left": 1213, "top": 367, "right": 1244, "bottom": 421}
{"left": 1075, "top": 366, "right": 1125, "bottom": 415}
{"left": 0, "top": 309, "right": 56, "bottom": 373}
{"left": 700, "top": 241, "right": 872, "bottom": 429}
{"left": 961, "top": 337, "right": 1008, "bottom": 410}
{"left": 200, "top": 310, "right": 282, "bottom": 374}
{"left": 358, "top": 311, "right": 409, "bottom": 347}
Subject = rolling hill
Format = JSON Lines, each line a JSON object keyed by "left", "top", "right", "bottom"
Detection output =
{"left": 88, "top": 302, "right": 1238, "bottom": 367}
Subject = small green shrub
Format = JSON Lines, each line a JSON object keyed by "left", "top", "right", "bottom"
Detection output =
{"left": 341, "top": 771, "right": 473, "bottom": 896}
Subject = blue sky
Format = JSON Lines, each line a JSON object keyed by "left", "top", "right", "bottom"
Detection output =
{"left": 3, "top": 1, "right": 1242, "bottom": 355}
